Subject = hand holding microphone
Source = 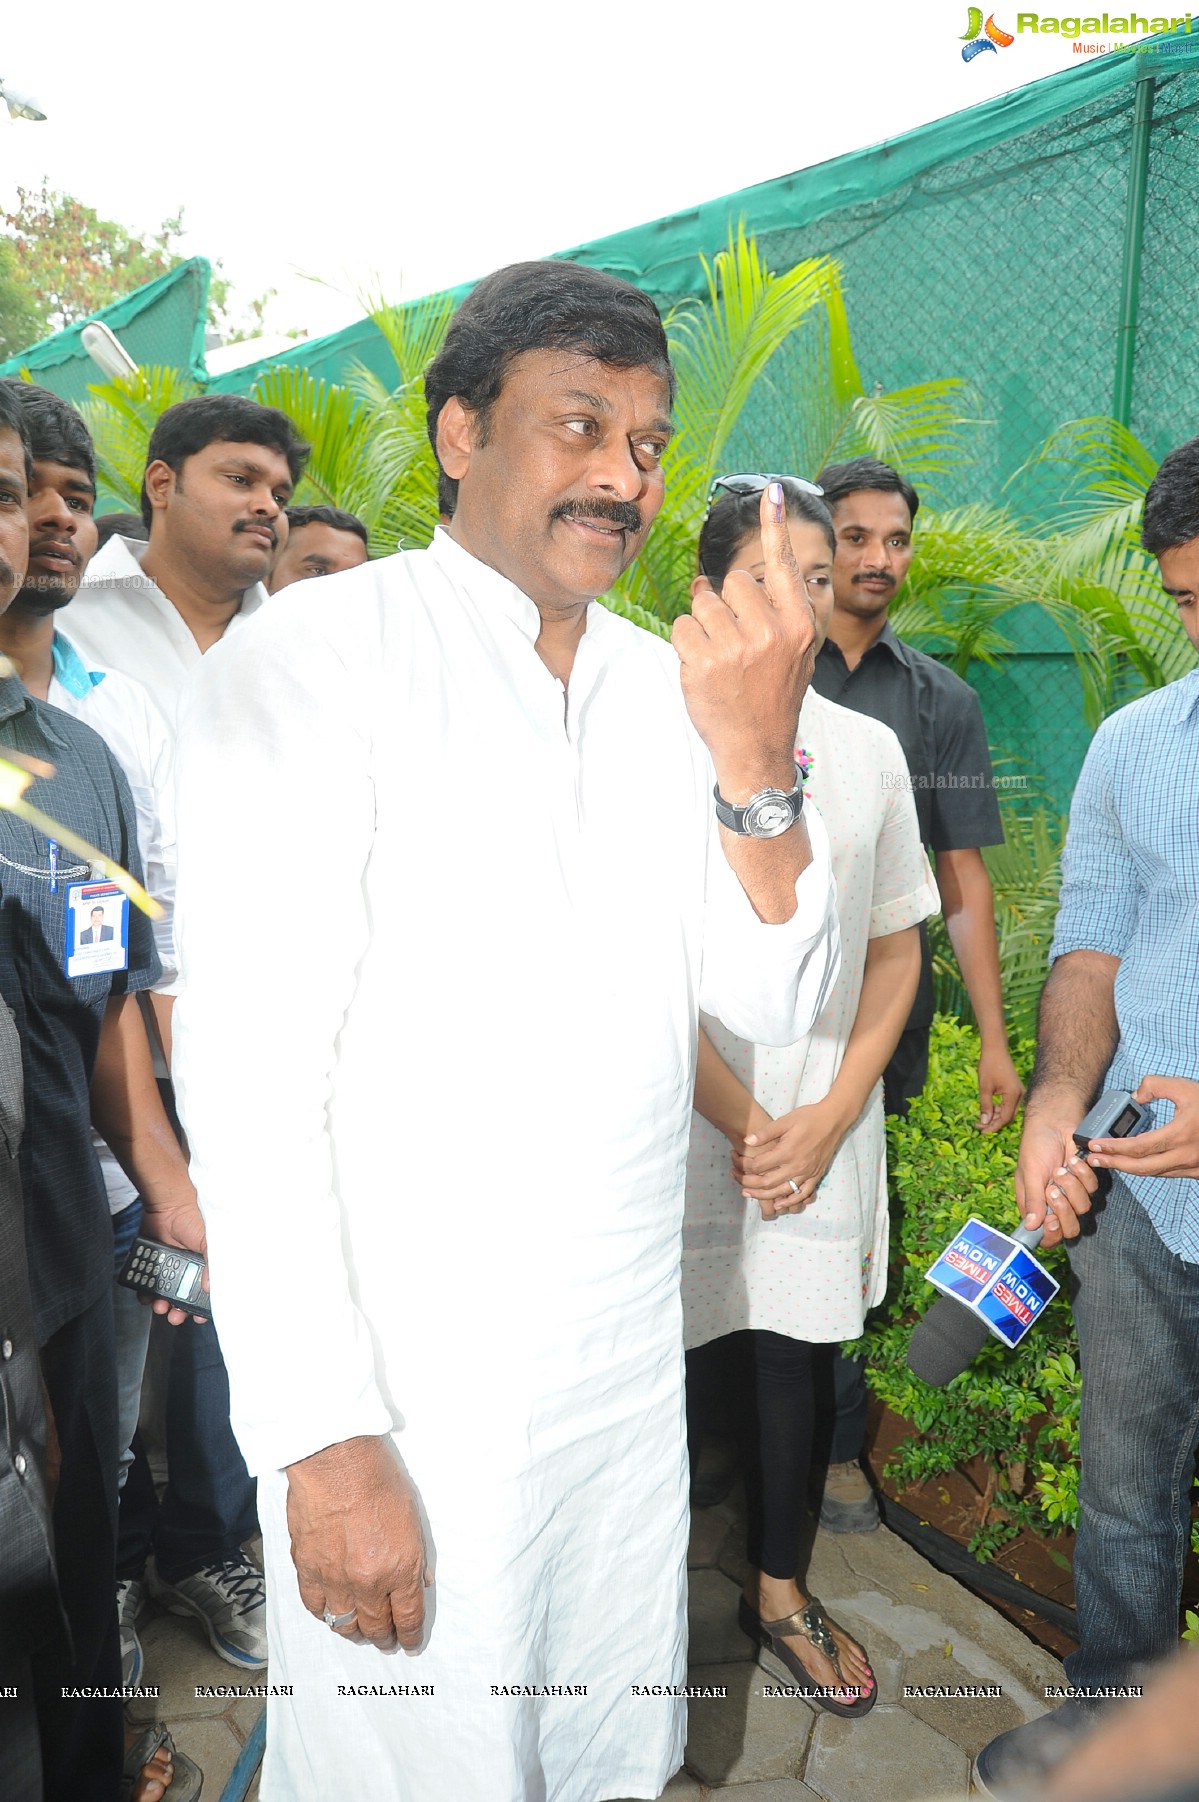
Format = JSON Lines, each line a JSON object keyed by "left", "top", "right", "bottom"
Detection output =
{"left": 907, "top": 1090, "right": 1149, "bottom": 1387}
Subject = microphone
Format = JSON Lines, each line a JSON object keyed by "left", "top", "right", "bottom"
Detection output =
{"left": 907, "top": 1222, "right": 1046, "bottom": 1387}
{"left": 904, "top": 1090, "right": 1151, "bottom": 1388}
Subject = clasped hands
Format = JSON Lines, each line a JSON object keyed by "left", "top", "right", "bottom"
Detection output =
{"left": 734, "top": 1101, "right": 845, "bottom": 1219}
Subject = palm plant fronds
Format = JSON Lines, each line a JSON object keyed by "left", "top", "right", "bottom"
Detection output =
{"left": 82, "top": 366, "right": 203, "bottom": 510}
{"left": 251, "top": 365, "right": 378, "bottom": 521}
{"left": 932, "top": 807, "right": 1067, "bottom": 1040}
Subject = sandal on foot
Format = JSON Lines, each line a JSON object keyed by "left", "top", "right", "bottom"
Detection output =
{"left": 121, "top": 1725, "right": 204, "bottom": 1802}
{"left": 739, "top": 1592, "right": 877, "bottom": 1719}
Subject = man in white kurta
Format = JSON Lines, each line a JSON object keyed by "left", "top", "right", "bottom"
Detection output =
{"left": 172, "top": 264, "right": 839, "bottom": 1802}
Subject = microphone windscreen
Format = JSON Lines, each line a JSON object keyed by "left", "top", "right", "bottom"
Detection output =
{"left": 907, "top": 1294, "right": 993, "bottom": 1387}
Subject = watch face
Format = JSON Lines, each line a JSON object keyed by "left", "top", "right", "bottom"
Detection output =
{"left": 745, "top": 795, "right": 796, "bottom": 837}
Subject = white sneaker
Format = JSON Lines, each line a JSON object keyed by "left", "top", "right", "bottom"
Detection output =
{"left": 148, "top": 1555, "right": 268, "bottom": 1669}
{"left": 116, "top": 1576, "right": 145, "bottom": 1686}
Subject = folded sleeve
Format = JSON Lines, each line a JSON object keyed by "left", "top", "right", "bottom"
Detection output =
{"left": 1050, "top": 723, "right": 1140, "bottom": 963}
{"left": 698, "top": 797, "right": 841, "bottom": 1046}
{"left": 172, "top": 601, "right": 394, "bottom": 1475}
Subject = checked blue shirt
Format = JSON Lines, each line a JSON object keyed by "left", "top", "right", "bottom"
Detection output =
{"left": 1050, "top": 667, "right": 1199, "bottom": 1261}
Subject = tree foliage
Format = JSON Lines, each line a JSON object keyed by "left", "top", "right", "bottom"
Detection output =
{"left": 0, "top": 182, "right": 201, "bottom": 340}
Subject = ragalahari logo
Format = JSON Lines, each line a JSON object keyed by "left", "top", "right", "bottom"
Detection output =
{"left": 961, "top": 8, "right": 1017, "bottom": 55}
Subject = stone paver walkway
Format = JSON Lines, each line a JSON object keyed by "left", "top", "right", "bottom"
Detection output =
{"left": 133, "top": 1498, "right": 1064, "bottom": 1800}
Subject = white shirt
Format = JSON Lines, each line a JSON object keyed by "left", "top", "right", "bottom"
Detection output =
{"left": 684, "top": 690, "right": 940, "bottom": 1344}
{"left": 48, "top": 632, "right": 179, "bottom": 1215}
{"left": 171, "top": 531, "right": 839, "bottom": 1802}
{"left": 61, "top": 533, "right": 268, "bottom": 729}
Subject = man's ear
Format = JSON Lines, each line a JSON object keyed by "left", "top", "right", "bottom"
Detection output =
{"left": 436, "top": 398, "right": 475, "bottom": 485}
{"left": 143, "top": 459, "right": 177, "bottom": 515}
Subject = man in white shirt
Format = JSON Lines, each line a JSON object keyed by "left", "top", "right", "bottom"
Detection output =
{"left": 62, "top": 393, "right": 307, "bottom": 726}
{"left": 173, "top": 260, "right": 841, "bottom": 1802}
{"left": 59, "top": 392, "right": 309, "bottom": 1682}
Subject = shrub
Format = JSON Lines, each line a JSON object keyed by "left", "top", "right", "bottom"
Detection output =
{"left": 853, "top": 1014, "right": 1080, "bottom": 1557}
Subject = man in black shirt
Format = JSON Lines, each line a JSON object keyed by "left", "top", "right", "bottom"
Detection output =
{"left": 0, "top": 383, "right": 204, "bottom": 1799}
{"left": 809, "top": 456, "right": 1021, "bottom": 1531}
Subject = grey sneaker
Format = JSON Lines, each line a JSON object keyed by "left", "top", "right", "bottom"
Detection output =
{"left": 148, "top": 1555, "right": 268, "bottom": 1669}
{"left": 816, "top": 1460, "right": 881, "bottom": 1533}
{"left": 116, "top": 1576, "right": 145, "bottom": 1686}
{"left": 974, "top": 1701, "right": 1098, "bottom": 1799}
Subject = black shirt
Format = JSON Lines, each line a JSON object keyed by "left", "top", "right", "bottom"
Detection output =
{"left": 813, "top": 623, "right": 1003, "bottom": 1028}
{"left": 0, "top": 676, "right": 159, "bottom": 1343}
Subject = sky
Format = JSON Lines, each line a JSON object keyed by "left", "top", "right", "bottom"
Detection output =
{"left": 0, "top": 1, "right": 1159, "bottom": 346}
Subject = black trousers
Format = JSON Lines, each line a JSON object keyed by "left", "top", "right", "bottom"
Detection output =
{"left": 687, "top": 1329, "right": 815, "bottom": 1580}
{"left": 31, "top": 1292, "right": 123, "bottom": 1802}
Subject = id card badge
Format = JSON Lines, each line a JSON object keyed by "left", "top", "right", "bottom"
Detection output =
{"left": 65, "top": 881, "right": 129, "bottom": 979}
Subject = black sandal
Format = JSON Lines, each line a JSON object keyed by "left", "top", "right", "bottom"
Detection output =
{"left": 739, "top": 1592, "right": 877, "bottom": 1719}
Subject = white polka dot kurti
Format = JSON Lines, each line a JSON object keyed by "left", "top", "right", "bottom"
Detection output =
{"left": 683, "top": 689, "right": 940, "bottom": 1348}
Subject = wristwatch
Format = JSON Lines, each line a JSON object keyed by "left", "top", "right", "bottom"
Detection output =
{"left": 713, "top": 775, "right": 805, "bottom": 838}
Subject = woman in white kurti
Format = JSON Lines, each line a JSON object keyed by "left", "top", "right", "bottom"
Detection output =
{"left": 683, "top": 480, "right": 939, "bottom": 1713}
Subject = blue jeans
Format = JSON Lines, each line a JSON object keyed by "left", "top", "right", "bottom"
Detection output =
{"left": 116, "top": 1312, "right": 258, "bottom": 1583}
{"left": 111, "top": 1199, "right": 152, "bottom": 1493}
{"left": 1065, "top": 1175, "right": 1199, "bottom": 1691}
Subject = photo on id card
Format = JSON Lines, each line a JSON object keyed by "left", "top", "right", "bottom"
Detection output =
{"left": 65, "top": 880, "right": 129, "bottom": 979}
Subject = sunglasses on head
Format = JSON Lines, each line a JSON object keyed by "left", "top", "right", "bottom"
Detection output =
{"left": 704, "top": 472, "right": 825, "bottom": 522}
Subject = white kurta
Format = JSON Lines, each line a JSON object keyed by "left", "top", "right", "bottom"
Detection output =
{"left": 61, "top": 532, "right": 268, "bottom": 729}
{"left": 171, "top": 531, "right": 839, "bottom": 1802}
{"left": 683, "top": 691, "right": 940, "bottom": 1347}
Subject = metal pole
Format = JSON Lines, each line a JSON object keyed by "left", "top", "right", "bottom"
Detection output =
{"left": 1112, "top": 73, "right": 1156, "bottom": 427}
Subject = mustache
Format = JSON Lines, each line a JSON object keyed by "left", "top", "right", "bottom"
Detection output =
{"left": 30, "top": 540, "right": 80, "bottom": 566}
{"left": 234, "top": 519, "right": 278, "bottom": 548}
{"left": 854, "top": 571, "right": 895, "bottom": 587}
{"left": 550, "top": 497, "right": 643, "bottom": 535}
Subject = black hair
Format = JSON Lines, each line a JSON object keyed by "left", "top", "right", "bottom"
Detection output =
{"left": 0, "top": 379, "right": 96, "bottom": 485}
{"left": 813, "top": 455, "right": 920, "bottom": 524}
{"left": 95, "top": 511, "right": 150, "bottom": 549}
{"left": 424, "top": 260, "right": 675, "bottom": 515}
{"left": 1141, "top": 437, "right": 1199, "bottom": 555}
{"left": 0, "top": 382, "right": 35, "bottom": 488}
{"left": 284, "top": 503, "right": 368, "bottom": 547}
{"left": 698, "top": 480, "right": 836, "bottom": 586}
{"left": 141, "top": 395, "right": 310, "bottom": 528}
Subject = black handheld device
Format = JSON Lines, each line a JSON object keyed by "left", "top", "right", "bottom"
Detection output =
{"left": 118, "top": 1235, "right": 209, "bottom": 1316}
{"left": 1072, "top": 1088, "right": 1151, "bottom": 1155}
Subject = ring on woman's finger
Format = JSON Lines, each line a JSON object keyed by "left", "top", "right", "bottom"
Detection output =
{"left": 322, "top": 1606, "right": 358, "bottom": 1631}
{"left": 787, "top": 1178, "right": 801, "bottom": 1196}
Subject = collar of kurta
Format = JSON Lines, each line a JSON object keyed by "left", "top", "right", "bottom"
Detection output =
{"left": 80, "top": 532, "right": 269, "bottom": 623}
{"left": 426, "top": 525, "right": 614, "bottom": 649}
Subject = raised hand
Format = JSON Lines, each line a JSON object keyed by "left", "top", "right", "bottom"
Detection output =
{"left": 672, "top": 482, "right": 816, "bottom": 800}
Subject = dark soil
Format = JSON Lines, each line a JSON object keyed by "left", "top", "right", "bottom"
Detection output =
{"left": 865, "top": 1402, "right": 1199, "bottom": 1662}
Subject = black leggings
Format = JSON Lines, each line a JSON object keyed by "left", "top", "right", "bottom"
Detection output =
{"left": 686, "top": 1328, "right": 815, "bottom": 1580}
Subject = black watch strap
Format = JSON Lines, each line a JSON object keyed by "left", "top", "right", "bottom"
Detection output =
{"left": 713, "top": 775, "right": 805, "bottom": 837}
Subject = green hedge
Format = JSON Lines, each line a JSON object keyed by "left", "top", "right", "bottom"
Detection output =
{"left": 854, "top": 1015, "right": 1080, "bottom": 1559}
